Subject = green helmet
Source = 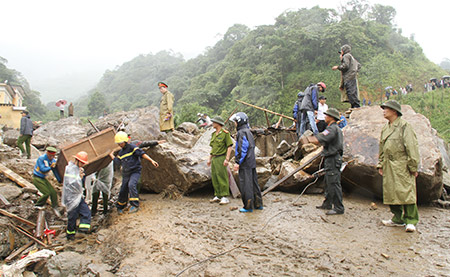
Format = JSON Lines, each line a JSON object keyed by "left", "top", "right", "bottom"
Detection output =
{"left": 381, "top": 100, "right": 402, "bottom": 116}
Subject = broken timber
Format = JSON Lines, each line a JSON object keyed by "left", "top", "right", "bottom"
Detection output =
{"left": 0, "top": 163, "right": 38, "bottom": 193}
{"left": 262, "top": 151, "right": 322, "bottom": 196}
{"left": 236, "top": 100, "right": 295, "bottom": 122}
{"left": 4, "top": 241, "right": 34, "bottom": 263}
{"left": 0, "top": 208, "right": 36, "bottom": 228}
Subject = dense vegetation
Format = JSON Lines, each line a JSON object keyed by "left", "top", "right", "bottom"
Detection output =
{"left": 1, "top": 1, "right": 449, "bottom": 141}
{"left": 79, "top": 2, "right": 446, "bottom": 128}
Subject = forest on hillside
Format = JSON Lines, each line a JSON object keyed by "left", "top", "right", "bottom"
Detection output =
{"left": 76, "top": 1, "right": 446, "bottom": 126}
{"left": 1, "top": 1, "right": 449, "bottom": 140}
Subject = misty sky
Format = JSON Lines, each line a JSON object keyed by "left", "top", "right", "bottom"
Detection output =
{"left": 1, "top": 0, "right": 449, "bottom": 102}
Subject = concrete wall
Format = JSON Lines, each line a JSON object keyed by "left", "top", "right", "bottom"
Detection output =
{"left": 0, "top": 105, "right": 22, "bottom": 128}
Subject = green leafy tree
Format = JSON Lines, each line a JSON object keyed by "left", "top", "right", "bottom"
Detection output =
{"left": 88, "top": 91, "right": 106, "bottom": 117}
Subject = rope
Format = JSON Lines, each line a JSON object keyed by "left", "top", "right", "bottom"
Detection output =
{"left": 175, "top": 171, "right": 322, "bottom": 276}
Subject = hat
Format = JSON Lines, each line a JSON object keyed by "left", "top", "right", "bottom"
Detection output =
{"left": 46, "top": 146, "right": 58, "bottom": 153}
{"left": 158, "top": 82, "right": 168, "bottom": 88}
{"left": 324, "top": 108, "right": 340, "bottom": 120}
{"left": 21, "top": 110, "right": 29, "bottom": 115}
{"left": 211, "top": 116, "right": 225, "bottom": 126}
{"left": 319, "top": 96, "right": 327, "bottom": 100}
{"left": 380, "top": 100, "right": 402, "bottom": 116}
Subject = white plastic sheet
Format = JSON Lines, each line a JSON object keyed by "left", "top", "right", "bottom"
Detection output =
{"left": 93, "top": 161, "right": 113, "bottom": 197}
{"left": 62, "top": 162, "right": 83, "bottom": 212}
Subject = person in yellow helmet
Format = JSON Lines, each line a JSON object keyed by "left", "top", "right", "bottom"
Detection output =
{"left": 110, "top": 131, "right": 159, "bottom": 214}
{"left": 63, "top": 151, "right": 90, "bottom": 240}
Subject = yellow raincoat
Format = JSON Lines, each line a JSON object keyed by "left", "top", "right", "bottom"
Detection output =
{"left": 159, "top": 90, "right": 174, "bottom": 131}
{"left": 377, "top": 117, "right": 420, "bottom": 205}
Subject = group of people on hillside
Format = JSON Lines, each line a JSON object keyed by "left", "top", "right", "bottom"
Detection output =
{"left": 424, "top": 78, "right": 450, "bottom": 91}
{"left": 26, "top": 44, "right": 421, "bottom": 243}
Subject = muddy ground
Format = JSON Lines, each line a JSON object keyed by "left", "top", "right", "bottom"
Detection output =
{"left": 66, "top": 188, "right": 450, "bottom": 277}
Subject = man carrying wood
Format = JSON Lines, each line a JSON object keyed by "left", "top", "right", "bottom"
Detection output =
{"left": 158, "top": 82, "right": 174, "bottom": 132}
{"left": 207, "top": 116, "right": 233, "bottom": 205}
{"left": 32, "top": 146, "right": 62, "bottom": 217}
{"left": 110, "top": 131, "right": 159, "bottom": 214}
{"left": 63, "top": 151, "right": 91, "bottom": 240}
{"left": 309, "top": 108, "right": 345, "bottom": 215}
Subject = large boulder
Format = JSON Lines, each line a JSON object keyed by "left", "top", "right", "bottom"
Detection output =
{"left": 31, "top": 117, "right": 89, "bottom": 149}
{"left": 93, "top": 106, "right": 161, "bottom": 140}
{"left": 2, "top": 128, "right": 19, "bottom": 147}
{"left": 342, "top": 105, "right": 443, "bottom": 203}
{"left": 140, "top": 129, "right": 213, "bottom": 194}
{"left": 45, "top": 251, "right": 90, "bottom": 276}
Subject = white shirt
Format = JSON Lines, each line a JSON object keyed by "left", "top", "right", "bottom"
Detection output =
{"left": 317, "top": 103, "right": 328, "bottom": 121}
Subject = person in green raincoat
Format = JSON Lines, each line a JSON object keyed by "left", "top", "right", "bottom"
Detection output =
{"left": 377, "top": 100, "right": 420, "bottom": 232}
{"left": 158, "top": 82, "right": 174, "bottom": 132}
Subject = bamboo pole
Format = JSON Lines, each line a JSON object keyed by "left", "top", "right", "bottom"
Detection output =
{"left": 235, "top": 100, "right": 295, "bottom": 121}
{"left": 0, "top": 209, "right": 36, "bottom": 227}
{"left": 224, "top": 107, "right": 239, "bottom": 124}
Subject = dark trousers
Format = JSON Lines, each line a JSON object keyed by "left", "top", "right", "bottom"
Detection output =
{"left": 238, "top": 168, "right": 263, "bottom": 210}
{"left": 92, "top": 191, "right": 108, "bottom": 215}
{"left": 321, "top": 155, "right": 344, "bottom": 213}
{"left": 117, "top": 171, "right": 140, "bottom": 208}
{"left": 344, "top": 79, "right": 360, "bottom": 108}
{"left": 67, "top": 198, "right": 91, "bottom": 235}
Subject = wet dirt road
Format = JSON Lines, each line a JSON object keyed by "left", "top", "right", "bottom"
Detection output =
{"left": 90, "top": 191, "right": 450, "bottom": 276}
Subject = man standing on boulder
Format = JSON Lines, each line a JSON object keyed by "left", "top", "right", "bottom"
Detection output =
{"left": 207, "top": 116, "right": 233, "bottom": 205}
{"left": 158, "top": 82, "right": 174, "bottom": 133}
{"left": 17, "top": 110, "right": 33, "bottom": 159}
{"left": 299, "top": 82, "right": 326, "bottom": 135}
{"left": 309, "top": 108, "right": 344, "bottom": 215}
{"left": 332, "top": 44, "right": 361, "bottom": 109}
{"left": 231, "top": 112, "right": 263, "bottom": 212}
{"left": 110, "top": 131, "right": 159, "bottom": 214}
{"left": 377, "top": 100, "right": 420, "bottom": 232}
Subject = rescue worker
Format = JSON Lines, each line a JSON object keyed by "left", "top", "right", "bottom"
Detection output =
{"left": 91, "top": 161, "right": 113, "bottom": 216}
{"left": 377, "top": 100, "right": 420, "bottom": 232}
{"left": 110, "top": 131, "right": 159, "bottom": 214}
{"left": 332, "top": 44, "right": 361, "bottom": 108}
{"left": 207, "top": 116, "right": 233, "bottom": 205}
{"left": 63, "top": 151, "right": 91, "bottom": 240}
{"left": 231, "top": 112, "right": 263, "bottom": 212}
{"left": 32, "top": 146, "right": 62, "bottom": 216}
{"left": 68, "top": 102, "right": 74, "bottom": 117}
{"left": 158, "top": 82, "right": 174, "bottom": 132}
{"left": 309, "top": 108, "right": 345, "bottom": 215}
{"left": 17, "top": 110, "right": 33, "bottom": 159}
{"left": 299, "top": 82, "right": 326, "bottom": 135}
{"left": 292, "top": 91, "right": 305, "bottom": 138}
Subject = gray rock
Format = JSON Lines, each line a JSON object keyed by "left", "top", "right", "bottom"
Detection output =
{"left": 2, "top": 129, "right": 19, "bottom": 147}
{"left": 276, "top": 140, "right": 291, "bottom": 156}
{"left": 176, "top": 122, "right": 199, "bottom": 135}
{"left": 0, "top": 183, "right": 22, "bottom": 201}
{"left": 253, "top": 129, "right": 297, "bottom": 157}
{"left": 32, "top": 117, "right": 89, "bottom": 149}
{"left": 141, "top": 129, "right": 214, "bottom": 194}
{"left": 343, "top": 105, "right": 444, "bottom": 203}
{"left": 93, "top": 107, "right": 161, "bottom": 141}
{"left": 45, "top": 251, "right": 90, "bottom": 277}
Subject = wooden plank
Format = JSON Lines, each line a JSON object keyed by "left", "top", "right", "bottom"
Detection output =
{"left": 264, "top": 111, "right": 270, "bottom": 128}
{"left": 236, "top": 100, "right": 295, "bottom": 121}
{"left": 11, "top": 224, "right": 47, "bottom": 247}
{"left": 0, "top": 163, "right": 35, "bottom": 190}
{"left": 262, "top": 151, "right": 322, "bottom": 196}
{"left": 4, "top": 241, "right": 34, "bottom": 263}
{"left": 0, "top": 193, "right": 11, "bottom": 206}
{"left": 0, "top": 208, "right": 36, "bottom": 227}
{"left": 88, "top": 139, "right": 99, "bottom": 156}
